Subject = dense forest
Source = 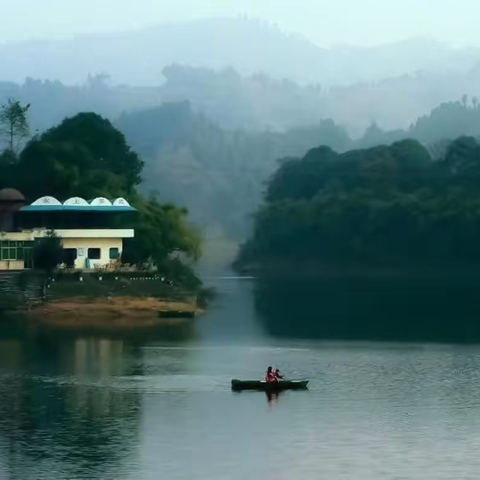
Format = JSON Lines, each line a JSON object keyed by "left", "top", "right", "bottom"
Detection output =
{"left": 235, "top": 136, "right": 480, "bottom": 274}
{"left": 0, "top": 104, "right": 201, "bottom": 285}
{"left": 117, "top": 99, "right": 480, "bottom": 244}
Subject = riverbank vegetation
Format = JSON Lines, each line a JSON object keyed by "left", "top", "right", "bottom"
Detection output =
{"left": 235, "top": 136, "right": 480, "bottom": 274}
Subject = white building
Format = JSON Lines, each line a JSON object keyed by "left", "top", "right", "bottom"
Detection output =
{"left": 0, "top": 190, "right": 136, "bottom": 271}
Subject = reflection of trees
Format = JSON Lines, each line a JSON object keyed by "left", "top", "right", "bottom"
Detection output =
{"left": 255, "top": 277, "right": 480, "bottom": 342}
{"left": 0, "top": 334, "right": 143, "bottom": 479}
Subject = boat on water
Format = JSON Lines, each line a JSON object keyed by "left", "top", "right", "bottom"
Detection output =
{"left": 231, "top": 379, "right": 309, "bottom": 391}
{"left": 158, "top": 310, "right": 196, "bottom": 319}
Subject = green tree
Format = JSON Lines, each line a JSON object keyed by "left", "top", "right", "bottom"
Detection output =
{"left": 0, "top": 98, "right": 31, "bottom": 153}
{"left": 18, "top": 112, "right": 143, "bottom": 200}
{"left": 122, "top": 195, "right": 201, "bottom": 266}
{"left": 441, "top": 136, "right": 480, "bottom": 176}
{"left": 33, "top": 231, "right": 64, "bottom": 273}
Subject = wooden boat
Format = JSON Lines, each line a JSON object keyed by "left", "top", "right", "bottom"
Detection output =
{"left": 158, "top": 310, "right": 196, "bottom": 319}
{"left": 231, "top": 379, "right": 309, "bottom": 391}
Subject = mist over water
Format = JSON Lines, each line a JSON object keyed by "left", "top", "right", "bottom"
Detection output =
{"left": 198, "top": 277, "right": 268, "bottom": 343}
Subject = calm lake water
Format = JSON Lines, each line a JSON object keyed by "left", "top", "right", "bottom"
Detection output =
{"left": 1, "top": 277, "right": 480, "bottom": 479}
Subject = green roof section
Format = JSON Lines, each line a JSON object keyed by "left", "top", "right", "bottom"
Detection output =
{"left": 21, "top": 205, "right": 136, "bottom": 212}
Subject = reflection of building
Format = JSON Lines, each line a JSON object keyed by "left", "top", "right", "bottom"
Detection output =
{"left": 0, "top": 189, "right": 136, "bottom": 271}
{"left": 0, "top": 334, "right": 142, "bottom": 479}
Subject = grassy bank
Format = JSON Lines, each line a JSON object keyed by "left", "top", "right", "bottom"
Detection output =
{"left": 28, "top": 295, "right": 200, "bottom": 330}
{"left": 1, "top": 271, "right": 209, "bottom": 329}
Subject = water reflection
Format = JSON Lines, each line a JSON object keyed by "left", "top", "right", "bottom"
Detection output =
{"left": 0, "top": 334, "right": 144, "bottom": 480}
{"left": 255, "top": 276, "right": 480, "bottom": 342}
{"left": 265, "top": 391, "right": 281, "bottom": 405}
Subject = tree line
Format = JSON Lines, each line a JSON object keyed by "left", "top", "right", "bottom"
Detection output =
{"left": 235, "top": 137, "right": 480, "bottom": 273}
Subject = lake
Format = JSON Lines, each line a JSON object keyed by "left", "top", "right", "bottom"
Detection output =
{"left": 1, "top": 276, "right": 480, "bottom": 479}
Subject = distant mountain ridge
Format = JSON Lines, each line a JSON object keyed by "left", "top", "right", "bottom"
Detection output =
{"left": 2, "top": 63, "right": 480, "bottom": 140}
{"left": 1, "top": 18, "right": 480, "bottom": 86}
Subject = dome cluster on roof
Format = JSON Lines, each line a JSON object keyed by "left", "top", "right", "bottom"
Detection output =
{"left": 31, "top": 196, "right": 131, "bottom": 207}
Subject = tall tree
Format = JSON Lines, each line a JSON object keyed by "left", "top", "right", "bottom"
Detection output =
{"left": 0, "top": 99, "right": 31, "bottom": 153}
{"left": 18, "top": 112, "right": 143, "bottom": 200}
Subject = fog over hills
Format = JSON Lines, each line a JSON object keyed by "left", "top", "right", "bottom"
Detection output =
{"left": 1, "top": 18, "right": 480, "bottom": 86}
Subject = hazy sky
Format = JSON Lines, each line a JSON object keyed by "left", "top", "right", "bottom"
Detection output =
{"left": 1, "top": 0, "right": 479, "bottom": 47}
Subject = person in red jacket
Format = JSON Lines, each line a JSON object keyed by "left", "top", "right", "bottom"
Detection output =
{"left": 265, "top": 366, "right": 277, "bottom": 382}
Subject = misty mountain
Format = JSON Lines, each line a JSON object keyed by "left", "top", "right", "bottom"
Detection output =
{"left": 2, "top": 62, "right": 480, "bottom": 149}
{"left": 158, "top": 64, "right": 480, "bottom": 135}
{"left": 1, "top": 18, "right": 480, "bottom": 87}
{"left": 117, "top": 101, "right": 351, "bottom": 239}
{"left": 0, "top": 18, "right": 323, "bottom": 86}
{"left": 328, "top": 38, "right": 480, "bottom": 86}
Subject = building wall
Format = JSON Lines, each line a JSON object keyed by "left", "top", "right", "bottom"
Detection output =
{"left": 61, "top": 238, "right": 123, "bottom": 270}
{"left": 54, "top": 229, "right": 134, "bottom": 239}
{"left": 0, "top": 260, "right": 24, "bottom": 271}
{"left": 0, "top": 232, "right": 36, "bottom": 241}
{"left": 0, "top": 230, "right": 133, "bottom": 270}
{"left": 0, "top": 229, "right": 134, "bottom": 241}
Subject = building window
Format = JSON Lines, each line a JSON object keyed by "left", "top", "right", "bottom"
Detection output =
{"left": 1, "top": 248, "right": 15, "bottom": 260}
{"left": 109, "top": 247, "right": 120, "bottom": 260}
{"left": 0, "top": 240, "right": 33, "bottom": 264}
{"left": 0, "top": 241, "right": 32, "bottom": 261}
{"left": 87, "top": 248, "right": 101, "bottom": 260}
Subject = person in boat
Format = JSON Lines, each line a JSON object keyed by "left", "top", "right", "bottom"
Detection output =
{"left": 275, "top": 369, "right": 284, "bottom": 380}
{"left": 265, "top": 366, "right": 277, "bottom": 383}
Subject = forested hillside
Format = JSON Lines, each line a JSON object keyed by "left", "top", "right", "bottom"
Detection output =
{"left": 236, "top": 137, "right": 480, "bottom": 274}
